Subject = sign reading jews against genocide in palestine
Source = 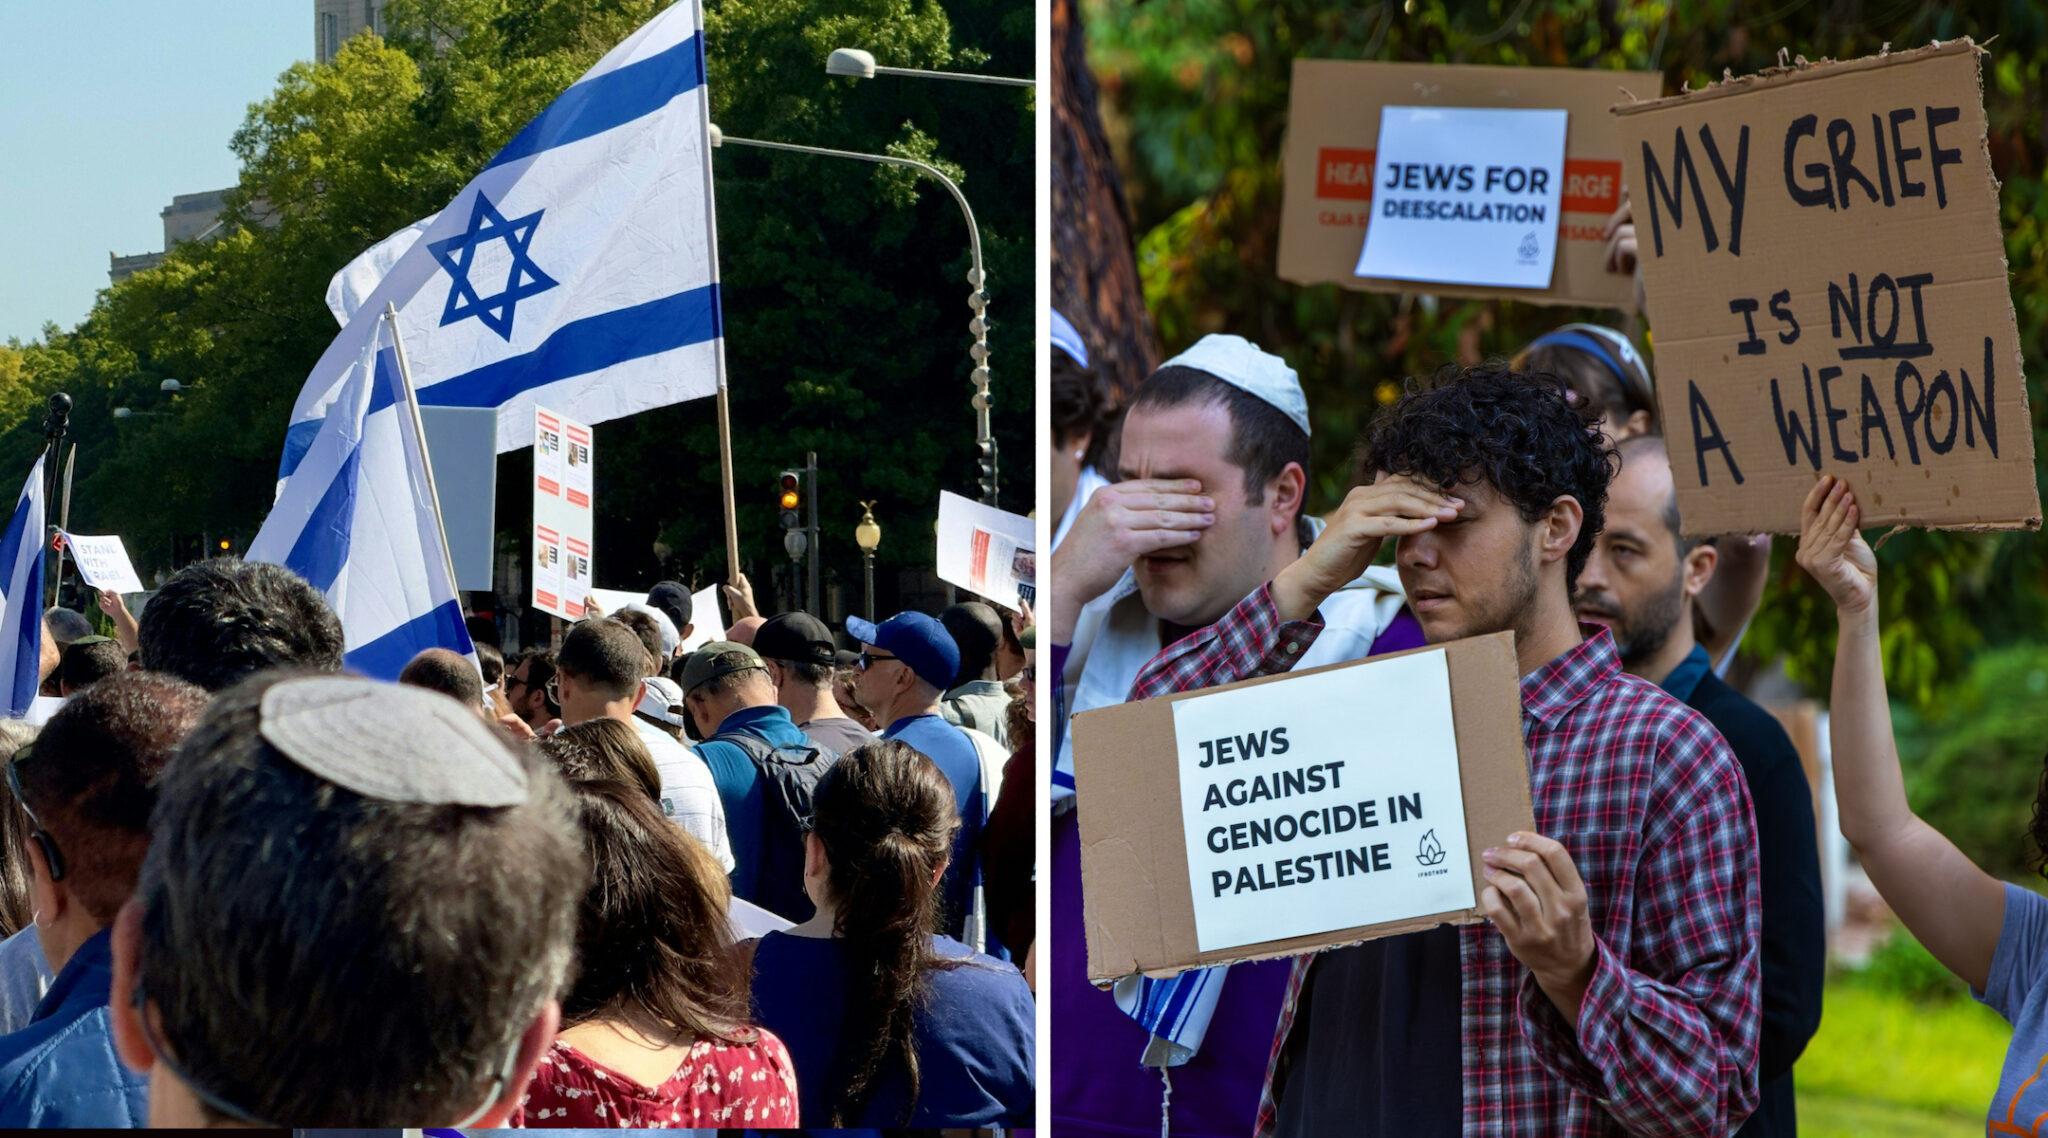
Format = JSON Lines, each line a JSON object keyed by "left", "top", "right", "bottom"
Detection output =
{"left": 1071, "top": 632, "right": 1534, "bottom": 980}
{"left": 1615, "top": 39, "right": 2040, "bottom": 536}
{"left": 1172, "top": 646, "right": 1476, "bottom": 952}
{"left": 1355, "top": 106, "right": 1570, "bottom": 291}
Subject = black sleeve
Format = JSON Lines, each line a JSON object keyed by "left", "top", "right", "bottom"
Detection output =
{"left": 1719, "top": 697, "right": 1827, "bottom": 1080}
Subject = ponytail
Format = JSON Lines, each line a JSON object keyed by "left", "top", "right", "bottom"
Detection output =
{"left": 810, "top": 740, "right": 963, "bottom": 1127}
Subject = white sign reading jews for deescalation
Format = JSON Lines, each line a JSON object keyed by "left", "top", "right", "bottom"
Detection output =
{"left": 1355, "top": 106, "right": 1570, "bottom": 290}
{"left": 1173, "top": 648, "right": 1475, "bottom": 953}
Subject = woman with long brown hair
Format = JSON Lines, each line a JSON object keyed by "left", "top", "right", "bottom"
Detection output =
{"left": 516, "top": 718, "right": 799, "bottom": 1127}
{"left": 747, "top": 739, "right": 1034, "bottom": 1128}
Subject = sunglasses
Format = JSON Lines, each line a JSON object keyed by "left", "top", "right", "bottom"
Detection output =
{"left": 5, "top": 745, "right": 61, "bottom": 882}
{"left": 857, "top": 651, "right": 899, "bottom": 670}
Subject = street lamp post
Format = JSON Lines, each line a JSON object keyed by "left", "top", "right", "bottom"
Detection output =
{"left": 709, "top": 124, "right": 1000, "bottom": 507}
{"left": 825, "top": 48, "right": 1035, "bottom": 88}
{"left": 854, "top": 501, "right": 881, "bottom": 623}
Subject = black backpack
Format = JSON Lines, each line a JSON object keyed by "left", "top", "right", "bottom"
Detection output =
{"left": 717, "top": 731, "right": 839, "bottom": 923}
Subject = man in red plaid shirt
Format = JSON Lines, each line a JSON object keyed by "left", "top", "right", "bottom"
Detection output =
{"left": 1129, "top": 364, "right": 1761, "bottom": 1137}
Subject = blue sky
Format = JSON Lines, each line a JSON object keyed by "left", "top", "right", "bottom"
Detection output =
{"left": 0, "top": 3, "right": 305, "bottom": 344}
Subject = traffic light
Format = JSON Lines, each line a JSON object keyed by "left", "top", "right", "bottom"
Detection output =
{"left": 777, "top": 470, "right": 801, "bottom": 530}
{"left": 975, "top": 439, "right": 998, "bottom": 505}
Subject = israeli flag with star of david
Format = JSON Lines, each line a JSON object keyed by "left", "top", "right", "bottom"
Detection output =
{"left": 278, "top": 0, "right": 722, "bottom": 479}
{"left": 248, "top": 316, "right": 477, "bottom": 681}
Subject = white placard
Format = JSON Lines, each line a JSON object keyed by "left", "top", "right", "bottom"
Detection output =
{"left": 727, "top": 896, "right": 797, "bottom": 939}
{"left": 935, "top": 491, "right": 1035, "bottom": 611}
{"left": 1354, "top": 106, "right": 1570, "bottom": 290}
{"left": 57, "top": 533, "right": 144, "bottom": 595}
{"left": 1172, "top": 648, "right": 1474, "bottom": 952}
{"left": 585, "top": 584, "right": 724, "bottom": 652}
{"left": 679, "top": 584, "right": 723, "bottom": 651}
{"left": 531, "top": 405, "right": 594, "bottom": 619}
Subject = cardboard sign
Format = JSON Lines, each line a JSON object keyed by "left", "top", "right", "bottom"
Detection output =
{"left": 935, "top": 491, "right": 1035, "bottom": 610}
{"left": 1615, "top": 40, "right": 2041, "bottom": 534}
{"left": 56, "top": 532, "right": 144, "bottom": 595}
{"left": 1355, "top": 106, "right": 1570, "bottom": 290}
{"left": 1071, "top": 631, "right": 1534, "bottom": 980}
{"left": 1280, "top": 61, "right": 1664, "bottom": 307}
{"left": 531, "top": 405, "right": 595, "bottom": 618}
{"left": 1172, "top": 647, "right": 1475, "bottom": 952}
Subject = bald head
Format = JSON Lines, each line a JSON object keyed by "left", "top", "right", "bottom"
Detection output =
{"left": 399, "top": 647, "right": 485, "bottom": 712}
{"left": 1573, "top": 433, "right": 1718, "bottom": 675}
{"left": 1614, "top": 434, "right": 1688, "bottom": 553}
{"left": 727, "top": 615, "right": 766, "bottom": 647}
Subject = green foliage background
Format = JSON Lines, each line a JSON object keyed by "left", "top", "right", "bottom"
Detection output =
{"left": 0, "top": 0, "right": 1033, "bottom": 611}
{"left": 1083, "top": 0, "right": 2048, "bottom": 727}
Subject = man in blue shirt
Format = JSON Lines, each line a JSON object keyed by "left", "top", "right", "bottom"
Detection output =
{"left": 848, "top": 611, "right": 985, "bottom": 943}
{"left": 0, "top": 671, "right": 208, "bottom": 1126}
{"left": 680, "top": 639, "right": 832, "bottom": 918}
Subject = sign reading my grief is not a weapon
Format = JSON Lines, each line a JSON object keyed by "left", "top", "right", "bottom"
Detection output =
{"left": 1615, "top": 39, "right": 2040, "bottom": 536}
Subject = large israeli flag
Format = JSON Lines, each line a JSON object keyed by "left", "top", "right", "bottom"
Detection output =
{"left": 0, "top": 454, "right": 45, "bottom": 717}
{"left": 280, "top": 0, "right": 722, "bottom": 479}
{"left": 250, "top": 317, "right": 476, "bottom": 681}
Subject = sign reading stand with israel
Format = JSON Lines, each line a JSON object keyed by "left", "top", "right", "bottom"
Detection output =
{"left": 1172, "top": 648, "right": 1475, "bottom": 952}
{"left": 1354, "top": 106, "right": 1570, "bottom": 290}
{"left": 280, "top": 0, "right": 724, "bottom": 478}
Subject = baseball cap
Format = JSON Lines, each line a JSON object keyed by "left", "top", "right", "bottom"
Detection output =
{"left": 1157, "top": 333, "right": 1310, "bottom": 438}
{"left": 636, "top": 676, "right": 689, "bottom": 726}
{"left": 754, "top": 612, "right": 835, "bottom": 667}
{"left": 846, "top": 612, "right": 960, "bottom": 692}
{"left": 678, "top": 640, "right": 767, "bottom": 694}
{"left": 646, "top": 581, "right": 693, "bottom": 633}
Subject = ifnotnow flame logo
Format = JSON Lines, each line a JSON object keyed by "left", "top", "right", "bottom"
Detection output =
{"left": 1417, "top": 828, "right": 1446, "bottom": 866}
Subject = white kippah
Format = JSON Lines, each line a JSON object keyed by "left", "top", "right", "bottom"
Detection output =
{"left": 258, "top": 676, "right": 529, "bottom": 807}
{"left": 1157, "top": 333, "right": 1310, "bottom": 438}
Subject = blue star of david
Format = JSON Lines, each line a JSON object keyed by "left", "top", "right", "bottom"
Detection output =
{"left": 426, "top": 191, "right": 558, "bottom": 341}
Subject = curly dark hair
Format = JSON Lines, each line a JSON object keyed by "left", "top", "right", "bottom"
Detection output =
{"left": 1358, "top": 363, "right": 1616, "bottom": 589}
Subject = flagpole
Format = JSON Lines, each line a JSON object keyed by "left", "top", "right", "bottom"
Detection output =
{"left": 381, "top": 303, "right": 469, "bottom": 625}
{"left": 50, "top": 444, "right": 74, "bottom": 598}
{"left": 38, "top": 395, "right": 68, "bottom": 609}
{"left": 691, "top": 0, "right": 743, "bottom": 591}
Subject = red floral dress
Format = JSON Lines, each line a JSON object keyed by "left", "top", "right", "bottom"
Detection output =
{"left": 512, "top": 1030, "right": 800, "bottom": 1127}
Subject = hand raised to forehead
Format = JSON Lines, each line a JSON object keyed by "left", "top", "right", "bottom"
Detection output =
{"left": 1270, "top": 473, "right": 1460, "bottom": 622}
{"left": 1053, "top": 478, "right": 1216, "bottom": 607}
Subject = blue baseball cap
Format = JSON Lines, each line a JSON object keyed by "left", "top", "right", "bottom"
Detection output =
{"left": 847, "top": 611, "right": 960, "bottom": 692}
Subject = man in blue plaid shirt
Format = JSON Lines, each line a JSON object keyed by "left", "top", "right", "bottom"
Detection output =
{"left": 1129, "top": 364, "right": 1762, "bottom": 1137}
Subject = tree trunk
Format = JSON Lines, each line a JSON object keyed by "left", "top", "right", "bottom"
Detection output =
{"left": 1051, "top": 0, "right": 1157, "bottom": 404}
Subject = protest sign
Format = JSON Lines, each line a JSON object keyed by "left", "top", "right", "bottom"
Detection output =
{"left": 1071, "top": 632, "right": 1533, "bottom": 980}
{"left": 1279, "top": 61, "right": 1663, "bottom": 307}
{"left": 531, "top": 405, "right": 595, "bottom": 618}
{"left": 1354, "top": 106, "right": 1569, "bottom": 290}
{"left": 1615, "top": 39, "right": 2040, "bottom": 534}
{"left": 935, "top": 491, "right": 1035, "bottom": 610}
{"left": 585, "top": 585, "right": 722, "bottom": 651}
{"left": 678, "top": 584, "right": 723, "bottom": 652}
{"left": 55, "top": 532, "right": 144, "bottom": 595}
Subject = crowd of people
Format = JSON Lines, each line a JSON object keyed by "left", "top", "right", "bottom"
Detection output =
{"left": 1047, "top": 195, "right": 2035, "bottom": 1135}
{"left": 0, "top": 555, "right": 1035, "bottom": 1127}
